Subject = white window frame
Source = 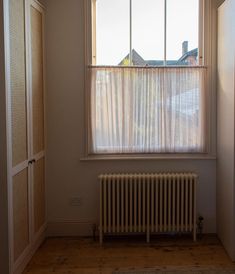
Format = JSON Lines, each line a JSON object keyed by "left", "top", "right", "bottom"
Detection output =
{"left": 83, "top": 0, "right": 217, "bottom": 160}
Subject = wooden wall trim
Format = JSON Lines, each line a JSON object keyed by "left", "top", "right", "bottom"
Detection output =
{"left": 0, "top": 0, "right": 10, "bottom": 273}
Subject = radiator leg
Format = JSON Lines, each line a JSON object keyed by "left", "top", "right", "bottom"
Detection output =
{"left": 99, "top": 229, "right": 103, "bottom": 245}
{"left": 146, "top": 229, "right": 150, "bottom": 243}
{"left": 193, "top": 227, "right": 197, "bottom": 242}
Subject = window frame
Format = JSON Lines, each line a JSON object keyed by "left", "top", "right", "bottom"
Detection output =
{"left": 83, "top": 0, "right": 216, "bottom": 160}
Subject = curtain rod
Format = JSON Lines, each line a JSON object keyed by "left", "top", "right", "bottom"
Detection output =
{"left": 88, "top": 65, "right": 207, "bottom": 69}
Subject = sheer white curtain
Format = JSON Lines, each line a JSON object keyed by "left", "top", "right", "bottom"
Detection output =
{"left": 90, "top": 67, "right": 206, "bottom": 154}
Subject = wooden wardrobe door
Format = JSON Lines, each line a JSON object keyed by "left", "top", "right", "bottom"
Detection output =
{"left": 9, "top": 0, "right": 30, "bottom": 264}
{"left": 27, "top": 1, "right": 46, "bottom": 236}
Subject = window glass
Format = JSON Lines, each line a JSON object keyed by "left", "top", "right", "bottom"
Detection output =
{"left": 131, "top": 0, "right": 164, "bottom": 66}
{"left": 166, "top": 0, "right": 199, "bottom": 65}
{"left": 96, "top": 0, "right": 129, "bottom": 65}
{"left": 95, "top": 0, "right": 199, "bottom": 66}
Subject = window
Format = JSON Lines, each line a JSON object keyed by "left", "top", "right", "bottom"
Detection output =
{"left": 86, "top": 0, "right": 209, "bottom": 156}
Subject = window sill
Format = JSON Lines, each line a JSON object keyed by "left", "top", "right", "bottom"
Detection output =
{"left": 80, "top": 154, "right": 216, "bottom": 161}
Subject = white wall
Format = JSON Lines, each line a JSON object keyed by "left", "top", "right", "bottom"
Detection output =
{"left": 44, "top": 0, "right": 217, "bottom": 236}
{"left": 217, "top": 0, "right": 235, "bottom": 261}
{"left": 0, "top": 0, "right": 9, "bottom": 273}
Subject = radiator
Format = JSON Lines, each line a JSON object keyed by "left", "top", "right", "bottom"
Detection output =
{"left": 99, "top": 173, "right": 197, "bottom": 244}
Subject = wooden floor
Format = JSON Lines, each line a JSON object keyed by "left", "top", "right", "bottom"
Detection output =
{"left": 24, "top": 235, "right": 235, "bottom": 274}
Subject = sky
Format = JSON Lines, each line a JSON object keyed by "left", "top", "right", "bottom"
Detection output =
{"left": 95, "top": 0, "right": 199, "bottom": 65}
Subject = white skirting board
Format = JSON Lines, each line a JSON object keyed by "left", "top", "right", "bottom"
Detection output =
{"left": 46, "top": 221, "right": 96, "bottom": 237}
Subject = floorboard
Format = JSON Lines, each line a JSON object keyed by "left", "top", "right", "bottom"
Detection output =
{"left": 24, "top": 235, "right": 235, "bottom": 274}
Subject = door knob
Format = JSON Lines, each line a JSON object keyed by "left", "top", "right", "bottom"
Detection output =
{"left": 28, "top": 159, "right": 36, "bottom": 165}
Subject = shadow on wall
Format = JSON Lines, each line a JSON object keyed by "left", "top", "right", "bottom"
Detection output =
{"left": 217, "top": 0, "right": 226, "bottom": 7}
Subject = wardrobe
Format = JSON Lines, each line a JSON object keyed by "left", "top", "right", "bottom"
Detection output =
{"left": 217, "top": 0, "right": 235, "bottom": 261}
{"left": 7, "top": 0, "right": 46, "bottom": 272}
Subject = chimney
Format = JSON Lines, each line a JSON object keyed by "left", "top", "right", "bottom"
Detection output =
{"left": 182, "top": 41, "right": 188, "bottom": 55}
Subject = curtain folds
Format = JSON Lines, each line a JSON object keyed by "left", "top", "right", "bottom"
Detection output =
{"left": 90, "top": 66, "right": 206, "bottom": 154}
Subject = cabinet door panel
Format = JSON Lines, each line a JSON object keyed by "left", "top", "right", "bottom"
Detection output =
{"left": 33, "top": 158, "right": 45, "bottom": 233}
{"left": 31, "top": 6, "right": 45, "bottom": 155}
{"left": 9, "top": 0, "right": 31, "bottom": 265}
{"left": 29, "top": 2, "right": 46, "bottom": 236}
{"left": 10, "top": 0, "right": 28, "bottom": 167}
{"left": 13, "top": 169, "right": 30, "bottom": 262}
